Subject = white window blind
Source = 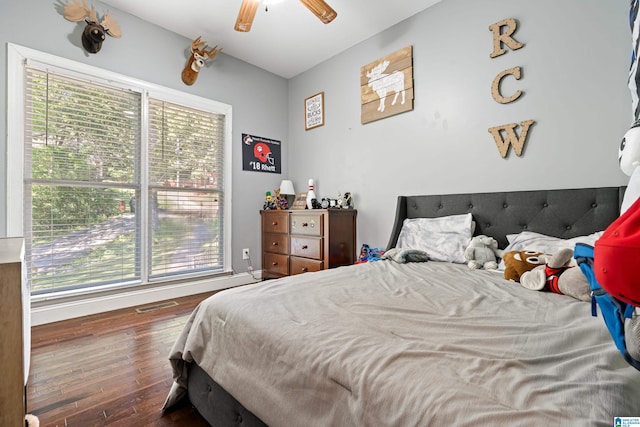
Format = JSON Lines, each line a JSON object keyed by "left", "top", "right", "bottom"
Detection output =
{"left": 23, "top": 65, "right": 227, "bottom": 295}
{"left": 147, "top": 99, "right": 225, "bottom": 278}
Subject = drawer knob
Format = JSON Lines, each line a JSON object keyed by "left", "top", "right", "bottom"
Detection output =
{"left": 272, "top": 221, "right": 278, "bottom": 226}
{"left": 271, "top": 261, "right": 278, "bottom": 266}
{"left": 271, "top": 242, "right": 278, "bottom": 246}
{"left": 301, "top": 267, "right": 308, "bottom": 272}
{"left": 301, "top": 245, "right": 308, "bottom": 249}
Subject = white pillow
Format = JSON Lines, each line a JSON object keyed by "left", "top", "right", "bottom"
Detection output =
{"left": 499, "top": 230, "right": 604, "bottom": 269}
{"left": 504, "top": 230, "right": 603, "bottom": 253}
{"left": 396, "top": 213, "right": 474, "bottom": 263}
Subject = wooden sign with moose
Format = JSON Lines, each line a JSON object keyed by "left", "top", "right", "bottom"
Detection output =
{"left": 360, "top": 46, "right": 414, "bottom": 124}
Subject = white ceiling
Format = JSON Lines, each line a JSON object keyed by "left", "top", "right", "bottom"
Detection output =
{"left": 100, "top": 0, "right": 442, "bottom": 79}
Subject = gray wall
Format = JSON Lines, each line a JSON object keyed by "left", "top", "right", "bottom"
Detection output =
{"left": 287, "top": 0, "right": 632, "bottom": 250}
{"left": 1, "top": 0, "right": 633, "bottom": 275}
{"left": 0, "top": 0, "right": 288, "bottom": 272}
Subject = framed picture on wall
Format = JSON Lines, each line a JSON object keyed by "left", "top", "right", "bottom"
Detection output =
{"left": 304, "top": 92, "right": 324, "bottom": 131}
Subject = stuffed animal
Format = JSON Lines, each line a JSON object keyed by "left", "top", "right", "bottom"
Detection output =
{"left": 519, "top": 248, "right": 590, "bottom": 302}
{"left": 619, "top": 121, "right": 640, "bottom": 214}
{"left": 273, "top": 188, "right": 283, "bottom": 210}
{"left": 25, "top": 414, "right": 40, "bottom": 427}
{"left": 464, "top": 235, "right": 502, "bottom": 270}
{"left": 596, "top": 122, "right": 640, "bottom": 306}
{"left": 502, "top": 250, "right": 550, "bottom": 282}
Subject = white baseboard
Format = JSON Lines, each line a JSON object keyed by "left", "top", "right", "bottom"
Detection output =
{"left": 30, "top": 271, "right": 262, "bottom": 326}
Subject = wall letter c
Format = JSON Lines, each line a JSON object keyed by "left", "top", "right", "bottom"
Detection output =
{"left": 491, "top": 66, "right": 523, "bottom": 104}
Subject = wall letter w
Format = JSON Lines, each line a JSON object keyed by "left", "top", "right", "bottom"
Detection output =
{"left": 488, "top": 120, "right": 535, "bottom": 158}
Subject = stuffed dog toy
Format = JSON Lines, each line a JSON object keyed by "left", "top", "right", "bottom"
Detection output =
{"left": 520, "top": 248, "right": 591, "bottom": 302}
{"left": 503, "top": 250, "right": 549, "bottom": 282}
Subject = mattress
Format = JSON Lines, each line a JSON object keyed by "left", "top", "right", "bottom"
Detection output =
{"left": 164, "top": 259, "right": 640, "bottom": 426}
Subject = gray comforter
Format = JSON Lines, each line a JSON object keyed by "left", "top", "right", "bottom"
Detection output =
{"left": 164, "top": 261, "right": 640, "bottom": 426}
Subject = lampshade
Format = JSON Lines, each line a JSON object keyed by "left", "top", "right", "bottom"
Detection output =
{"left": 279, "top": 180, "right": 296, "bottom": 195}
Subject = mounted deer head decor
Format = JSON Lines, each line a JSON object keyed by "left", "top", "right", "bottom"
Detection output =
{"left": 63, "top": 0, "right": 121, "bottom": 54}
{"left": 181, "top": 36, "right": 222, "bottom": 86}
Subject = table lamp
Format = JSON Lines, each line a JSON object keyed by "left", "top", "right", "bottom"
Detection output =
{"left": 279, "top": 180, "right": 296, "bottom": 208}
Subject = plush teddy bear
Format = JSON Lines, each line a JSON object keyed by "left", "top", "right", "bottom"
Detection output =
{"left": 502, "top": 250, "right": 550, "bottom": 282}
{"left": 519, "top": 248, "right": 591, "bottom": 302}
{"left": 464, "top": 235, "right": 503, "bottom": 270}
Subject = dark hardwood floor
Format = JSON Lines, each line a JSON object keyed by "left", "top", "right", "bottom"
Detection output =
{"left": 27, "top": 291, "right": 219, "bottom": 426}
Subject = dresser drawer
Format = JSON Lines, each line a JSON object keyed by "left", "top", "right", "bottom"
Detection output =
{"left": 290, "top": 213, "right": 323, "bottom": 236}
{"left": 290, "top": 236, "right": 322, "bottom": 260}
{"left": 290, "top": 256, "right": 323, "bottom": 275}
{"left": 263, "top": 233, "right": 289, "bottom": 255}
{"left": 263, "top": 252, "right": 289, "bottom": 276}
{"left": 262, "top": 212, "right": 289, "bottom": 234}
{"left": 261, "top": 209, "right": 356, "bottom": 281}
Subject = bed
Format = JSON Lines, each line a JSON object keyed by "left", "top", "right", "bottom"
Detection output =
{"left": 163, "top": 186, "right": 640, "bottom": 426}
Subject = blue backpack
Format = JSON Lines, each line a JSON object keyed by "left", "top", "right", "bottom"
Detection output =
{"left": 574, "top": 243, "right": 640, "bottom": 371}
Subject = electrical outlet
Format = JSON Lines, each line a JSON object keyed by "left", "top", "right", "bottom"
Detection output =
{"left": 242, "top": 248, "right": 250, "bottom": 260}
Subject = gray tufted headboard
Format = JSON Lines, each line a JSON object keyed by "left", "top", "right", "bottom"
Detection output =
{"left": 386, "top": 187, "right": 625, "bottom": 250}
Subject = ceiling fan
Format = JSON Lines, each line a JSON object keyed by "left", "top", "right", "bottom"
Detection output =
{"left": 235, "top": 0, "right": 337, "bottom": 32}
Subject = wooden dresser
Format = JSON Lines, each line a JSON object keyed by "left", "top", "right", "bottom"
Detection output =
{"left": 261, "top": 209, "right": 357, "bottom": 280}
{"left": 0, "top": 237, "right": 28, "bottom": 426}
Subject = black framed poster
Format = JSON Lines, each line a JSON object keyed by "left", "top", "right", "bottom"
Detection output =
{"left": 242, "top": 133, "right": 281, "bottom": 174}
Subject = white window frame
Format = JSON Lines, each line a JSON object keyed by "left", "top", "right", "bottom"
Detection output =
{"left": 6, "top": 43, "right": 233, "bottom": 293}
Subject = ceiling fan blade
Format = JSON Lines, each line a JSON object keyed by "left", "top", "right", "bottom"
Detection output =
{"left": 235, "top": 0, "right": 260, "bottom": 32}
{"left": 299, "top": 0, "right": 337, "bottom": 24}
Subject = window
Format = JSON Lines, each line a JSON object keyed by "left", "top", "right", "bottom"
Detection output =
{"left": 8, "top": 44, "right": 232, "bottom": 296}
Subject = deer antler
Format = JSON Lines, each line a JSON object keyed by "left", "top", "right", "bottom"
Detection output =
{"left": 190, "top": 37, "right": 222, "bottom": 60}
{"left": 88, "top": 4, "right": 98, "bottom": 23}
{"left": 202, "top": 45, "right": 222, "bottom": 60}
{"left": 191, "top": 36, "right": 206, "bottom": 52}
{"left": 63, "top": 0, "right": 90, "bottom": 22}
{"left": 101, "top": 13, "right": 122, "bottom": 38}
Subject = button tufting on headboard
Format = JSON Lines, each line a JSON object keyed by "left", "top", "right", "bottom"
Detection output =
{"left": 386, "top": 187, "right": 622, "bottom": 251}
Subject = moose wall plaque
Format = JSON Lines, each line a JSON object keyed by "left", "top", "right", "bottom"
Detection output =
{"left": 63, "top": 0, "right": 121, "bottom": 54}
